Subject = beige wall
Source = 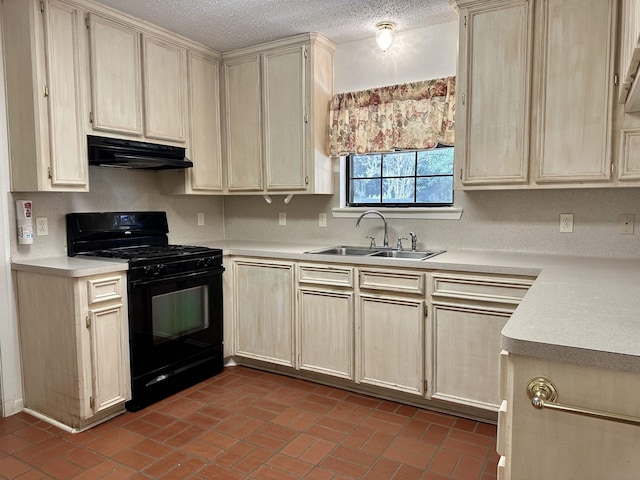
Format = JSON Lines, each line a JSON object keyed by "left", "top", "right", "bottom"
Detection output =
{"left": 223, "top": 21, "right": 640, "bottom": 259}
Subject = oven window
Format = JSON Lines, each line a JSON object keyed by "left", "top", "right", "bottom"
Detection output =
{"left": 151, "top": 285, "right": 210, "bottom": 344}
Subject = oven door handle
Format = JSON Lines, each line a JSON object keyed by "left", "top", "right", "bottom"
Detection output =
{"left": 130, "top": 267, "right": 224, "bottom": 288}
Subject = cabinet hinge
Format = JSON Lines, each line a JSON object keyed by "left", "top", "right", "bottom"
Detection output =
{"left": 459, "top": 168, "right": 463, "bottom": 180}
{"left": 47, "top": 167, "right": 52, "bottom": 179}
{"left": 89, "top": 111, "right": 94, "bottom": 124}
{"left": 43, "top": 84, "right": 49, "bottom": 98}
{"left": 305, "top": 176, "right": 309, "bottom": 185}
{"left": 303, "top": 45, "right": 308, "bottom": 59}
{"left": 39, "top": 1, "right": 45, "bottom": 14}
{"left": 614, "top": 74, "right": 619, "bottom": 86}
{"left": 89, "top": 396, "right": 94, "bottom": 408}
{"left": 611, "top": 162, "right": 616, "bottom": 175}
{"left": 463, "top": 15, "right": 467, "bottom": 28}
{"left": 461, "top": 93, "right": 465, "bottom": 105}
{"left": 304, "top": 113, "right": 309, "bottom": 123}
{"left": 85, "top": 14, "right": 90, "bottom": 29}
{"left": 424, "top": 305, "right": 428, "bottom": 317}
{"left": 86, "top": 315, "right": 91, "bottom": 328}
{"left": 424, "top": 380, "right": 428, "bottom": 391}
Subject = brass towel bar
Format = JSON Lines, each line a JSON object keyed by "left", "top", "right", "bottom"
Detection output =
{"left": 526, "top": 377, "right": 640, "bottom": 427}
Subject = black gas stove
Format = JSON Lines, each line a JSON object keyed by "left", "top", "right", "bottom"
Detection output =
{"left": 66, "top": 211, "right": 224, "bottom": 411}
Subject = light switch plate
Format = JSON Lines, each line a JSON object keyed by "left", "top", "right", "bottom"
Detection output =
{"left": 559, "top": 213, "right": 573, "bottom": 233}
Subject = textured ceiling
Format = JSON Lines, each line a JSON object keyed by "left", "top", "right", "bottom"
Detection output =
{"left": 92, "top": 0, "right": 457, "bottom": 52}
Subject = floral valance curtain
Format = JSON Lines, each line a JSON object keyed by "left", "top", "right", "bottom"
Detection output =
{"left": 328, "top": 76, "right": 456, "bottom": 156}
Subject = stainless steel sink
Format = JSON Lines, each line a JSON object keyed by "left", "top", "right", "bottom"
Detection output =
{"left": 306, "top": 246, "right": 378, "bottom": 256}
{"left": 306, "top": 245, "right": 445, "bottom": 260}
{"left": 370, "top": 249, "right": 444, "bottom": 260}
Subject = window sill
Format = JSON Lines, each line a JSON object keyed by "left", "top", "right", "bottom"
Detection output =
{"left": 331, "top": 206, "right": 462, "bottom": 220}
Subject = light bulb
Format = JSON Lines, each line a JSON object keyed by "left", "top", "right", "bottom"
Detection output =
{"left": 375, "top": 22, "right": 395, "bottom": 52}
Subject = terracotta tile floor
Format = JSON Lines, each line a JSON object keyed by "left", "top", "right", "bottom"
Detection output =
{"left": 0, "top": 366, "right": 498, "bottom": 479}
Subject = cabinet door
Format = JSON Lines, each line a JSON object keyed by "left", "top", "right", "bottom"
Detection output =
{"left": 457, "top": 1, "right": 532, "bottom": 186}
{"left": 532, "top": 0, "right": 616, "bottom": 183}
{"left": 234, "top": 260, "right": 294, "bottom": 366}
{"left": 298, "top": 288, "right": 353, "bottom": 379}
{"left": 142, "top": 35, "right": 187, "bottom": 142}
{"left": 43, "top": 0, "right": 88, "bottom": 189}
{"left": 358, "top": 294, "right": 425, "bottom": 395}
{"left": 224, "top": 55, "right": 263, "bottom": 191}
{"left": 431, "top": 305, "right": 509, "bottom": 410}
{"left": 85, "top": 304, "right": 129, "bottom": 418}
{"left": 187, "top": 52, "right": 223, "bottom": 192}
{"left": 263, "top": 45, "right": 307, "bottom": 191}
{"left": 88, "top": 14, "right": 143, "bottom": 135}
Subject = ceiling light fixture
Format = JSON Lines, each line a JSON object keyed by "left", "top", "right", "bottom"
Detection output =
{"left": 375, "top": 21, "right": 396, "bottom": 52}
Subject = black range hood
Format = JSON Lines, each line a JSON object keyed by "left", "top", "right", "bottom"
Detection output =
{"left": 87, "top": 135, "right": 193, "bottom": 170}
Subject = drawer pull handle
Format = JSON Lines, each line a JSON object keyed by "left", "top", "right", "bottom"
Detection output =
{"left": 527, "top": 377, "right": 640, "bottom": 427}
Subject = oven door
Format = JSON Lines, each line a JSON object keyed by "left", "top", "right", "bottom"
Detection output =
{"left": 128, "top": 267, "right": 223, "bottom": 381}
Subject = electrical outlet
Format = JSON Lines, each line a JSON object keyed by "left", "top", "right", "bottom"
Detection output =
{"left": 36, "top": 217, "right": 48, "bottom": 236}
{"left": 279, "top": 212, "right": 286, "bottom": 226}
{"left": 559, "top": 213, "right": 573, "bottom": 233}
{"left": 619, "top": 214, "right": 635, "bottom": 234}
{"left": 319, "top": 212, "right": 327, "bottom": 228}
{"left": 197, "top": 213, "right": 205, "bottom": 226}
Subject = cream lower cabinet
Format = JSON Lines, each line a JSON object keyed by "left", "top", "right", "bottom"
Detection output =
{"left": 15, "top": 270, "right": 130, "bottom": 431}
{"left": 3, "top": 0, "right": 89, "bottom": 192}
{"left": 499, "top": 352, "right": 640, "bottom": 479}
{"left": 429, "top": 273, "right": 533, "bottom": 411}
{"left": 297, "top": 264, "right": 355, "bottom": 379}
{"left": 233, "top": 259, "right": 295, "bottom": 366}
{"left": 357, "top": 268, "right": 426, "bottom": 396}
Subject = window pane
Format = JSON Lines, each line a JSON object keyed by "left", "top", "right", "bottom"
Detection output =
{"left": 416, "top": 176, "right": 453, "bottom": 203}
{"left": 382, "top": 152, "right": 415, "bottom": 177}
{"left": 351, "top": 155, "right": 381, "bottom": 178}
{"left": 351, "top": 178, "right": 381, "bottom": 203}
{"left": 382, "top": 178, "right": 415, "bottom": 203}
{"left": 417, "top": 148, "right": 454, "bottom": 175}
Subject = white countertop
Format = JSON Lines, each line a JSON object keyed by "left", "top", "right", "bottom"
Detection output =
{"left": 12, "top": 241, "right": 640, "bottom": 373}
{"left": 11, "top": 256, "right": 128, "bottom": 277}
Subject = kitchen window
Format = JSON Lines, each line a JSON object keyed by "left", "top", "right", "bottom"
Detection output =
{"left": 347, "top": 145, "right": 454, "bottom": 207}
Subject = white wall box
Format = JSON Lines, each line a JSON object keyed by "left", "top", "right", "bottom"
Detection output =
{"left": 15, "top": 270, "right": 130, "bottom": 431}
{"left": 455, "top": 0, "right": 619, "bottom": 190}
{"left": 222, "top": 33, "right": 336, "bottom": 195}
{"left": 3, "top": 0, "right": 89, "bottom": 192}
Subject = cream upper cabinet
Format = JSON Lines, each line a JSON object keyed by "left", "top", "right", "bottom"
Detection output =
{"left": 531, "top": 0, "right": 616, "bottom": 184}
{"left": 619, "top": 0, "right": 640, "bottom": 111}
{"left": 455, "top": 0, "right": 618, "bottom": 189}
{"left": 88, "top": 13, "right": 143, "bottom": 136}
{"left": 88, "top": 14, "right": 188, "bottom": 144}
{"left": 222, "top": 34, "right": 335, "bottom": 195}
{"left": 455, "top": 0, "right": 532, "bottom": 187}
{"left": 3, "top": 0, "right": 89, "bottom": 192}
{"left": 224, "top": 54, "right": 264, "bottom": 191}
{"left": 142, "top": 35, "right": 187, "bottom": 142}
{"left": 158, "top": 50, "right": 223, "bottom": 194}
{"left": 15, "top": 270, "right": 130, "bottom": 431}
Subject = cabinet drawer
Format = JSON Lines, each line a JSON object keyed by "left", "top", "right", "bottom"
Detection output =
{"left": 298, "top": 264, "right": 354, "bottom": 287}
{"left": 359, "top": 269, "right": 425, "bottom": 295}
{"left": 86, "top": 276, "right": 123, "bottom": 306}
{"left": 432, "top": 273, "right": 533, "bottom": 306}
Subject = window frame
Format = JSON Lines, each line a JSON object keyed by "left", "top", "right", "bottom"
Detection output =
{"left": 345, "top": 144, "right": 454, "bottom": 208}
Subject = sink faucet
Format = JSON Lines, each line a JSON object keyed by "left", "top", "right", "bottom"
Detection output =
{"left": 356, "top": 210, "right": 389, "bottom": 247}
{"left": 409, "top": 232, "right": 417, "bottom": 251}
